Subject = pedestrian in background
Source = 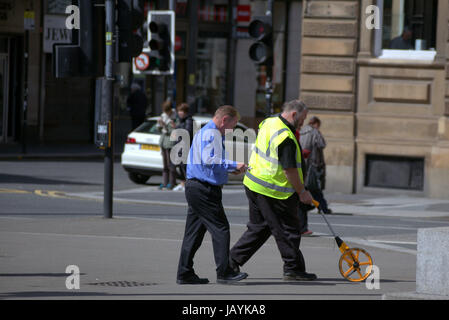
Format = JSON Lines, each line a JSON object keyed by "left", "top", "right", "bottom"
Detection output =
{"left": 390, "top": 26, "right": 413, "bottom": 50}
{"left": 176, "top": 105, "right": 248, "bottom": 285}
{"left": 300, "top": 116, "right": 332, "bottom": 214}
{"left": 157, "top": 100, "right": 177, "bottom": 190}
{"left": 126, "top": 83, "right": 147, "bottom": 130}
{"left": 229, "top": 100, "right": 318, "bottom": 282}
{"left": 173, "top": 103, "right": 194, "bottom": 192}
{"left": 295, "top": 129, "right": 315, "bottom": 236}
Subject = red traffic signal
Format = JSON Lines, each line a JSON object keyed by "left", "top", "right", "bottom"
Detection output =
{"left": 248, "top": 16, "right": 273, "bottom": 66}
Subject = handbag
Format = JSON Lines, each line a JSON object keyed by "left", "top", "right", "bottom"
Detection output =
{"left": 305, "top": 164, "right": 322, "bottom": 192}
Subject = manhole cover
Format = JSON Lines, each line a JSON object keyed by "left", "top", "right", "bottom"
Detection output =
{"left": 88, "top": 281, "right": 157, "bottom": 287}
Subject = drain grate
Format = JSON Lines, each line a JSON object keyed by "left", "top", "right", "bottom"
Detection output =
{"left": 88, "top": 281, "right": 157, "bottom": 287}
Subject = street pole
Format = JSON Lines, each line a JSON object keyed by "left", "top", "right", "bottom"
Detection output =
{"left": 104, "top": 0, "right": 115, "bottom": 219}
{"left": 22, "top": 30, "right": 29, "bottom": 154}
{"left": 166, "top": 0, "right": 175, "bottom": 103}
{"left": 265, "top": 0, "right": 274, "bottom": 117}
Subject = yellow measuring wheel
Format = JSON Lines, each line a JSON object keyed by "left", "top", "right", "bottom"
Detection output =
{"left": 311, "top": 200, "right": 374, "bottom": 282}
{"left": 338, "top": 247, "right": 373, "bottom": 282}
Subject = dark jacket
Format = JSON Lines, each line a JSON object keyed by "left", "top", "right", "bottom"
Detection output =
{"left": 176, "top": 115, "right": 194, "bottom": 145}
{"left": 175, "top": 115, "right": 194, "bottom": 158}
{"left": 300, "top": 125, "right": 327, "bottom": 190}
{"left": 127, "top": 90, "right": 147, "bottom": 117}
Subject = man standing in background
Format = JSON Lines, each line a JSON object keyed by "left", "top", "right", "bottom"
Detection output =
{"left": 126, "top": 83, "right": 147, "bottom": 130}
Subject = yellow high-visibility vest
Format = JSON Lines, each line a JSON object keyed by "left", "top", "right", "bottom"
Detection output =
{"left": 243, "top": 116, "right": 303, "bottom": 199}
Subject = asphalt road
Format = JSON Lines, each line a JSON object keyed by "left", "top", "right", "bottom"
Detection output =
{"left": 2, "top": 159, "right": 449, "bottom": 301}
{"left": 1, "top": 159, "right": 449, "bottom": 255}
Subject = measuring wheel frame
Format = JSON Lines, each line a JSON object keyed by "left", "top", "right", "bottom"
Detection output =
{"left": 338, "top": 247, "right": 374, "bottom": 282}
{"left": 310, "top": 199, "right": 374, "bottom": 282}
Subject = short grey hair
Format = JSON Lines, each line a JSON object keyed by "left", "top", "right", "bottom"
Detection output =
{"left": 131, "top": 83, "right": 141, "bottom": 91}
{"left": 282, "top": 99, "right": 308, "bottom": 114}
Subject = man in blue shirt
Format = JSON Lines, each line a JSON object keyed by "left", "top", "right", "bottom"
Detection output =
{"left": 177, "top": 105, "right": 248, "bottom": 284}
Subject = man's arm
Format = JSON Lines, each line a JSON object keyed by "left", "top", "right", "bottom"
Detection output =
{"left": 284, "top": 168, "right": 313, "bottom": 204}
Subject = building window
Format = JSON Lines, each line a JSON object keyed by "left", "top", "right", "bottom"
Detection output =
{"left": 365, "top": 155, "right": 424, "bottom": 190}
{"left": 375, "top": 0, "right": 438, "bottom": 60}
{"left": 195, "top": 35, "right": 228, "bottom": 114}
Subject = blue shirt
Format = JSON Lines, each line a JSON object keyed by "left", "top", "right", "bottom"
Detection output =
{"left": 186, "top": 120, "right": 237, "bottom": 186}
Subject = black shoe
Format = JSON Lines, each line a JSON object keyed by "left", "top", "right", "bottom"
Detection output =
{"left": 229, "top": 258, "right": 240, "bottom": 273}
{"left": 283, "top": 270, "right": 317, "bottom": 281}
{"left": 217, "top": 271, "right": 248, "bottom": 284}
{"left": 177, "top": 274, "right": 209, "bottom": 285}
{"left": 323, "top": 209, "right": 333, "bottom": 214}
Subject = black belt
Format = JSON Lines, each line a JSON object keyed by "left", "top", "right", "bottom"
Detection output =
{"left": 188, "top": 178, "right": 223, "bottom": 189}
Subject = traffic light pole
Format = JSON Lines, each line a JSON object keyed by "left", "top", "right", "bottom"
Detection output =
{"left": 104, "top": 0, "right": 115, "bottom": 219}
{"left": 265, "top": 0, "right": 274, "bottom": 117}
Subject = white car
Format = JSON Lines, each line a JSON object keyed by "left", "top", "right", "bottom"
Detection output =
{"left": 121, "top": 115, "right": 255, "bottom": 184}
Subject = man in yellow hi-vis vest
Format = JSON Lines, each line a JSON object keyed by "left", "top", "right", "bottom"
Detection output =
{"left": 229, "top": 100, "right": 317, "bottom": 281}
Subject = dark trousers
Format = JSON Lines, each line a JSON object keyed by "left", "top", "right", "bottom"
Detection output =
{"left": 131, "top": 115, "right": 145, "bottom": 130}
{"left": 311, "top": 189, "right": 329, "bottom": 212}
{"left": 177, "top": 179, "right": 231, "bottom": 280}
{"left": 161, "top": 148, "right": 176, "bottom": 186}
{"left": 178, "top": 163, "right": 187, "bottom": 181}
{"left": 230, "top": 187, "right": 306, "bottom": 273}
{"left": 298, "top": 203, "right": 309, "bottom": 233}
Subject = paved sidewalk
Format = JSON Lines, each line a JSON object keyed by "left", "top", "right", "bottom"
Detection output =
{"left": 0, "top": 216, "right": 416, "bottom": 300}
{"left": 0, "top": 142, "right": 123, "bottom": 160}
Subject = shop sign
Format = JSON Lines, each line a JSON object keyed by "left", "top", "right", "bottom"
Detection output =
{"left": 198, "top": 5, "right": 227, "bottom": 22}
{"left": 47, "top": 0, "right": 71, "bottom": 14}
{"left": 43, "top": 14, "right": 72, "bottom": 53}
{"left": 236, "top": 5, "right": 251, "bottom": 23}
{"left": 235, "top": 26, "right": 250, "bottom": 39}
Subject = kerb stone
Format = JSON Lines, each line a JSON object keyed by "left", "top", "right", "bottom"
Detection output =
{"left": 416, "top": 227, "right": 449, "bottom": 296}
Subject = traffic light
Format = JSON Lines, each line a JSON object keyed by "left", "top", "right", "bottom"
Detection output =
{"left": 145, "top": 10, "right": 175, "bottom": 75}
{"left": 53, "top": 0, "right": 105, "bottom": 78}
{"left": 248, "top": 16, "right": 273, "bottom": 66}
{"left": 117, "top": 0, "right": 145, "bottom": 62}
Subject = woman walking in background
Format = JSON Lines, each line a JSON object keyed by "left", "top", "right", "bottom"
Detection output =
{"left": 157, "top": 100, "right": 177, "bottom": 190}
{"left": 300, "top": 116, "right": 332, "bottom": 214}
{"left": 173, "top": 103, "right": 194, "bottom": 191}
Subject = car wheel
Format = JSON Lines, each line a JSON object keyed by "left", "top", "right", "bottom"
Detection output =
{"left": 128, "top": 172, "right": 150, "bottom": 184}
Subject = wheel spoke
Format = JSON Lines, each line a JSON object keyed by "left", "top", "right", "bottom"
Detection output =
{"left": 344, "top": 266, "right": 354, "bottom": 278}
{"left": 348, "top": 250, "right": 360, "bottom": 264}
{"left": 343, "top": 255, "right": 354, "bottom": 266}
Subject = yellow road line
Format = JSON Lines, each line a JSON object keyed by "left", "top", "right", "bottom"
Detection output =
{"left": 34, "top": 190, "right": 66, "bottom": 198}
{"left": 0, "top": 188, "right": 31, "bottom": 194}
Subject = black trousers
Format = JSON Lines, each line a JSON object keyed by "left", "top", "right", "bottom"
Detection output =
{"left": 298, "top": 202, "right": 312, "bottom": 233}
{"left": 177, "top": 179, "right": 231, "bottom": 280}
{"left": 161, "top": 148, "right": 176, "bottom": 187}
{"left": 230, "top": 187, "right": 306, "bottom": 273}
{"left": 311, "top": 189, "right": 329, "bottom": 212}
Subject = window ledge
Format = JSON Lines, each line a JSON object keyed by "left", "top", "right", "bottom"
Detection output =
{"left": 357, "top": 50, "right": 445, "bottom": 69}
{"left": 378, "top": 49, "right": 437, "bottom": 61}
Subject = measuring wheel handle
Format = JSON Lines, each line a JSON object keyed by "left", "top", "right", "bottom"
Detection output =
{"left": 335, "top": 236, "right": 350, "bottom": 254}
{"left": 311, "top": 197, "right": 374, "bottom": 282}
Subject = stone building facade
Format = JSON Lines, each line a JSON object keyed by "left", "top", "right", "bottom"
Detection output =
{"left": 299, "top": 0, "right": 449, "bottom": 199}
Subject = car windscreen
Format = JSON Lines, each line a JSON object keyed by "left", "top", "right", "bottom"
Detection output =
{"left": 134, "top": 120, "right": 160, "bottom": 134}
